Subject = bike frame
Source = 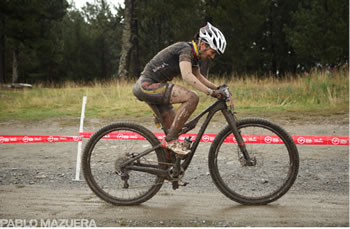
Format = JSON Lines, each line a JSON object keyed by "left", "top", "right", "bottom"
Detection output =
{"left": 123, "top": 98, "right": 253, "bottom": 178}
{"left": 176, "top": 99, "right": 237, "bottom": 170}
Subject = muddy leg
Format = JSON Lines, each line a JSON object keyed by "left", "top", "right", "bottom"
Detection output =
{"left": 160, "top": 109, "right": 176, "bottom": 162}
{"left": 165, "top": 85, "right": 199, "bottom": 141}
{"left": 161, "top": 109, "right": 176, "bottom": 130}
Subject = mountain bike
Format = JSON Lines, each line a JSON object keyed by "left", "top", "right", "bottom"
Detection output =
{"left": 82, "top": 85, "right": 299, "bottom": 205}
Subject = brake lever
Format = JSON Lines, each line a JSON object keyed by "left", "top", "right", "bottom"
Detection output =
{"left": 225, "top": 88, "right": 235, "bottom": 111}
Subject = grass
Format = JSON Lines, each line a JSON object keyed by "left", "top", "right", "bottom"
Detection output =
{"left": 0, "top": 69, "right": 348, "bottom": 121}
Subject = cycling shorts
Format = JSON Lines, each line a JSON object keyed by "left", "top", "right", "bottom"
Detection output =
{"left": 133, "top": 76, "right": 174, "bottom": 113}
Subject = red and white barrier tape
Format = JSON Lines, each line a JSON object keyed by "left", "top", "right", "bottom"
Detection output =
{"left": 1, "top": 133, "right": 348, "bottom": 145}
{"left": 79, "top": 132, "right": 350, "bottom": 146}
{"left": 0, "top": 135, "right": 81, "bottom": 144}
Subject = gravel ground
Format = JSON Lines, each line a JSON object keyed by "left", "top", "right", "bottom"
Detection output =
{"left": 0, "top": 116, "right": 349, "bottom": 226}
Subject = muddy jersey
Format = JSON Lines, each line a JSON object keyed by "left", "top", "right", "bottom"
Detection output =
{"left": 141, "top": 42, "right": 199, "bottom": 83}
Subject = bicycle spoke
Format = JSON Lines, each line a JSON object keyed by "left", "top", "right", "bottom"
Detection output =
{"left": 209, "top": 118, "right": 299, "bottom": 205}
{"left": 83, "top": 123, "right": 167, "bottom": 205}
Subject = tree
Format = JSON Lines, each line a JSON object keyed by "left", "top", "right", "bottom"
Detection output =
{"left": 1, "top": 0, "right": 348, "bottom": 83}
{"left": 1, "top": 0, "right": 68, "bottom": 83}
{"left": 118, "top": 0, "right": 136, "bottom": 79}
{"left": 259, "top": 0, "right": 300, "bottom": 75}
{"left": 60, "top": 9, "right": 92, "bottom": 81}
{"left": 135, "top": 0, "right": 204, "bottom": 77}
{"left": 0, "top": 9, "right": 5, "bottom": 83}
{"left": 47, "top": 0, "right": 122, "bottom": 82}
{"left": 284, "top": 0, "right": 349, "bottom": 70}
{"left": 203, "top": 0, "right": 271, "bottom": 76}
{"left": 82, "top": 0, "right": 122, "bottom": 80}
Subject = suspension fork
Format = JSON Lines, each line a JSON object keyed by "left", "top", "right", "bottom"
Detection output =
{"left": 221, "top": 109, "right": 256, "bottom": 166}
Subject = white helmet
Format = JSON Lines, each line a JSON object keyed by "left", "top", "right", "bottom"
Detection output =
{"left": 199, "top": 22, "right": 226, "bottom": 55}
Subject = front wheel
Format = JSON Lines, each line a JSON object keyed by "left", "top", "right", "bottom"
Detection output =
{"left": 208, "top": 118, "right": 299, "bottom": 205}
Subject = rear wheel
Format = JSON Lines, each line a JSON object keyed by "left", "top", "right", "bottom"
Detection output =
{"left": 208, "top": 118, "right": 299, "bottom": 205}
{"left": 82, "top": 122, "right": 167, "bottom": 205}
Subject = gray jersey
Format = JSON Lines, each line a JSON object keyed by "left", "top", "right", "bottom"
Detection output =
{"left": 141, "top": 42, "right": 199, "bottom": 83}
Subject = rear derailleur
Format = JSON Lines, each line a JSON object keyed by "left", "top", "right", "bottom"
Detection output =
{"left": 114, "top": 152, "right": 138, "bottom": 189}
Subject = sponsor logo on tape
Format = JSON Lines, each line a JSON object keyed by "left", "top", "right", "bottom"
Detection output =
{"left": 297, "top": 137, "right": 306, "bottom": 144}
{"left": 314, "top": 138, "right": 324, "bottom": 144}
{"left": 117, "top": 133, "right": 129, "bottom": 139}
{"left": 264, "top": 136, "right": 272, "bottom": 144}
{"left": 202, "top": 135, "right": 210, "bottom": 142}
{"left": 23, "top": 136, "right": 29, "bottom": 143}
{"left": 246, "top": 136, "right": 257, "bottom": 143}
{"left": 331, "top": 137, "right": 339, "bottom": 145}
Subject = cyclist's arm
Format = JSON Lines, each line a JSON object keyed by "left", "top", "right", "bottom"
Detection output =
{"left": 192, "top": 66, "right": 218, "bottom": 90}
{"left": 179, "top": 61, "right": 213, "bottom": 95}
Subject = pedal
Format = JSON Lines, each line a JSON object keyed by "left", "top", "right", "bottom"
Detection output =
{"left": 178, "top": 181, "right": 189, "bottom": 187}
{"left": 172, "top": 181, "right": 179, "bottom": 190}
{"left": 171, "top": 181, "right": 189, "bottom": 190}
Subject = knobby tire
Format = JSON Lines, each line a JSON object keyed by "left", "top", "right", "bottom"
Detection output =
{"left": 208, "top": 118, "right": 299, "bottom": 205}
{"left": 82, "top": 122, "right": 166, "bottom": 205}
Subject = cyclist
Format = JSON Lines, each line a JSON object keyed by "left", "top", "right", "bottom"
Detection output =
{"left": 133, "top": 22, "right": 226, "bottom": 158}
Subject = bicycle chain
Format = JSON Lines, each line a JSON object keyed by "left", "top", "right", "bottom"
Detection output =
{"left": 123, "top": 158, "right": 185, "bottom": 187}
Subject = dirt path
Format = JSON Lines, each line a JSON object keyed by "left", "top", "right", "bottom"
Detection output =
{"left": 0, "top": 117, "right": 349, "bottom": 226}
{"left": 0, "top": 185, "right": 348, "bottom": 227}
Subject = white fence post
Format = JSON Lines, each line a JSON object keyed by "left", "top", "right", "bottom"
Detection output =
{"left": 73, "top": 96, "right": 87, "bottom": 181}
